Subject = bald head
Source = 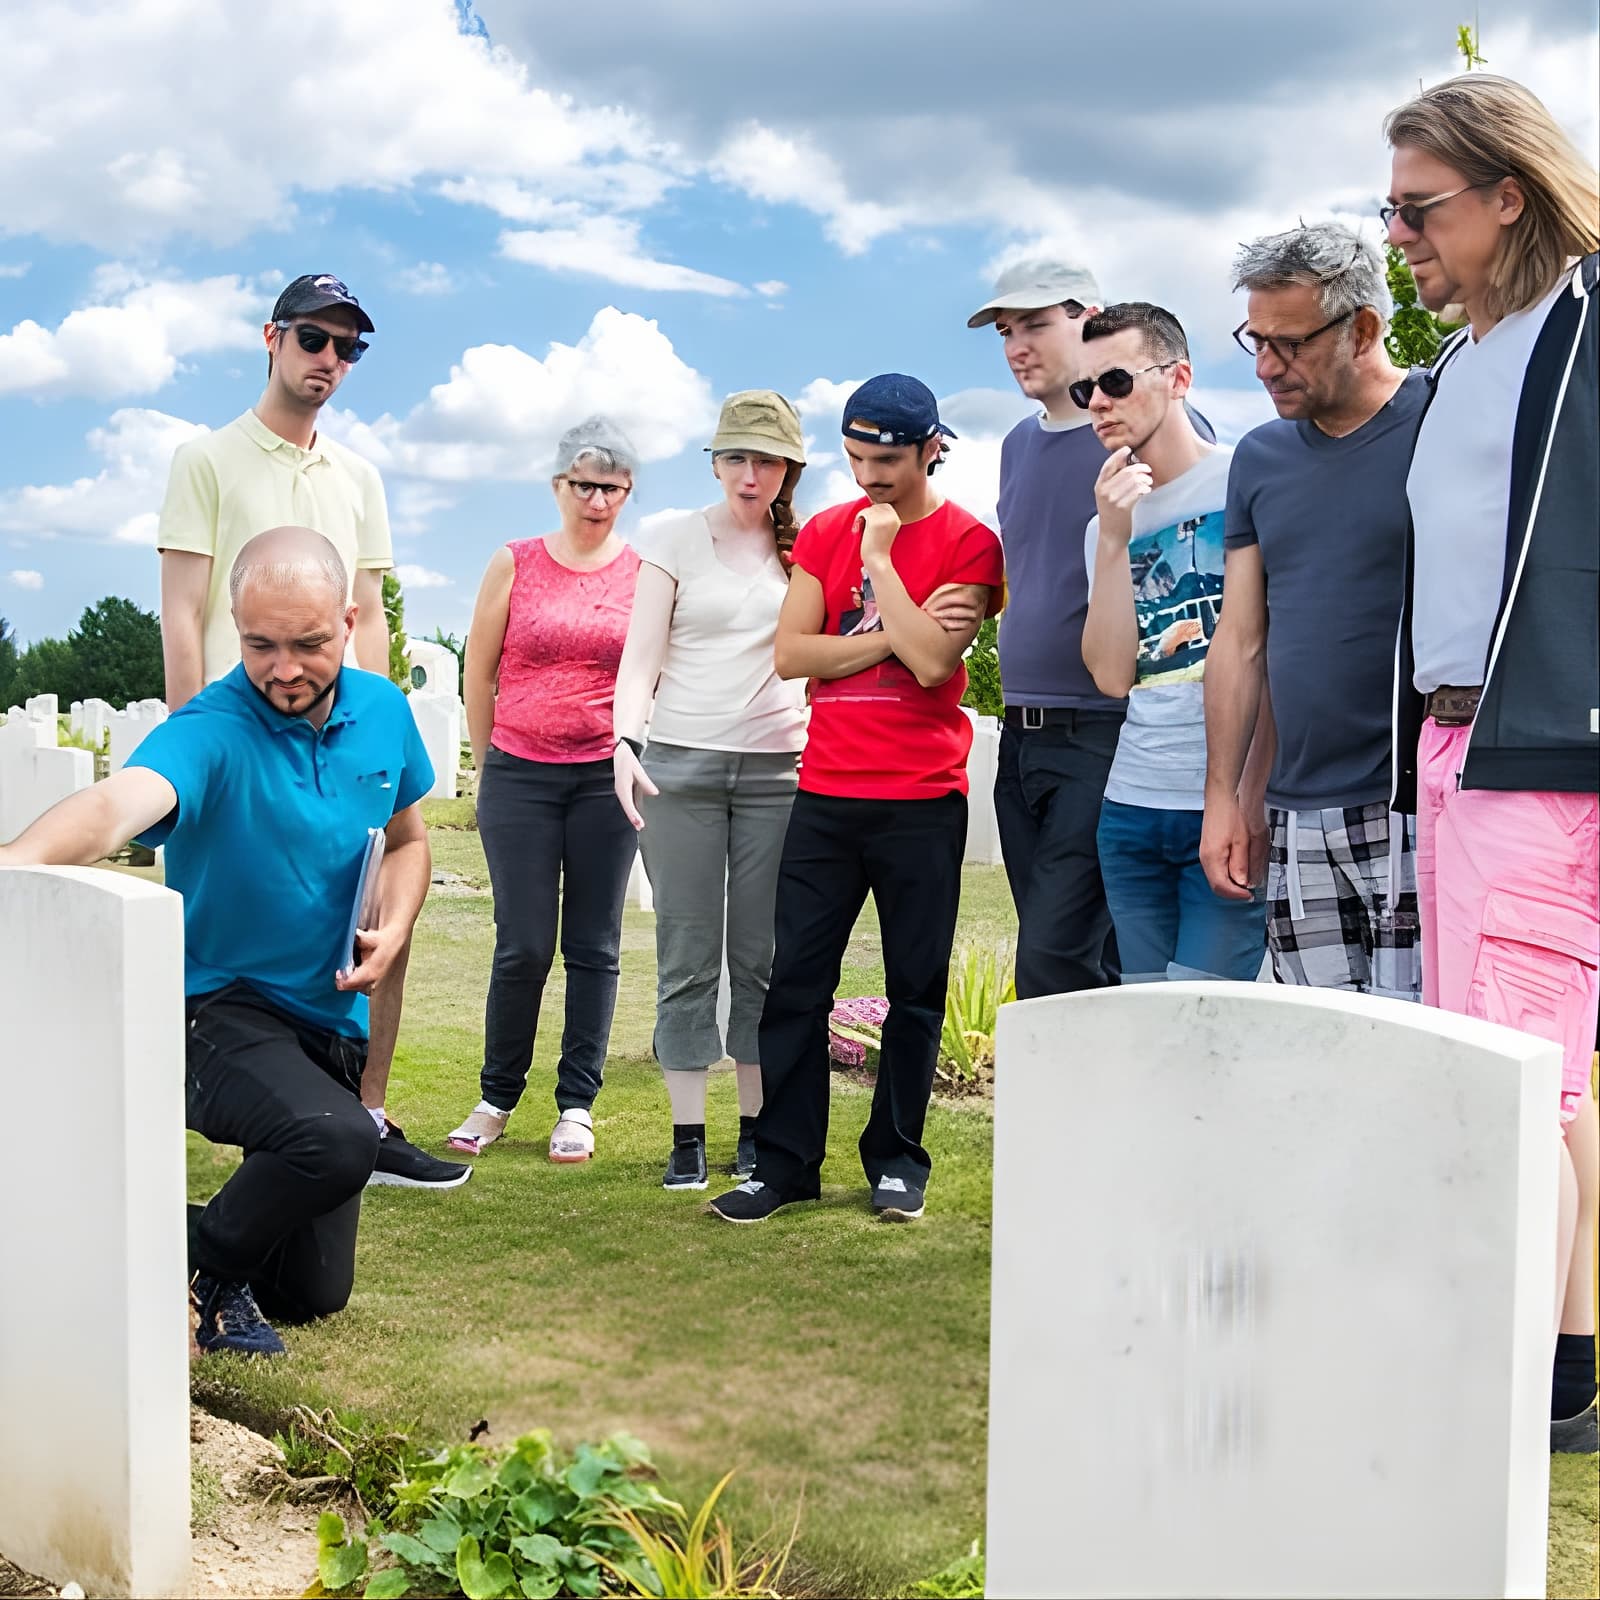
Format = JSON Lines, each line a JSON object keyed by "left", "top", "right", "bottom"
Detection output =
{"left": 229, "top": 525, "right": 349, "bottom": 610}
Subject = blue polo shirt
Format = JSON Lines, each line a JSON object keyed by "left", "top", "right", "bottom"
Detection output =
{"left": 128, "top": 664, "right": 434, "bottom": 1038}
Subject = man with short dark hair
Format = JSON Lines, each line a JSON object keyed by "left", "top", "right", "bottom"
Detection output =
{"left": 708, "top": 375, "right": 1004, "bottom": 1225}
{"left": 1201, "top": 223, "right": 1425, "bottom": 999}
{"left": 0, "top": 528, "right": 435, "bottom": 1356}
{"left": 156, "top": 273, "right": 466, "bottom": 1190}
{"left": 1080, "top": 303, "right": 1268, "bottom": 981}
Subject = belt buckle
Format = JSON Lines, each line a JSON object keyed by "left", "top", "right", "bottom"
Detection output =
{"left": 1022, "top": 706, "right": 1044, "bottom": 731}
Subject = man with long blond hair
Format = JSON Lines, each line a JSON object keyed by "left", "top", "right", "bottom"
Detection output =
{"left": 1383, "top": 72, "right": 1599, "bottom": 1454}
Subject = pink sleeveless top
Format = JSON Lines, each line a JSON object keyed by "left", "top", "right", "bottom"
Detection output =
{"left": 491, "top": 536, "right": 641, "bottom": 764}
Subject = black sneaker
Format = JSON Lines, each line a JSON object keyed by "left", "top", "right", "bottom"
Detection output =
{"left": 730, "top": 1122, "right": 758, "bottom": 1180}
{"left": 871, "top": 1175, "right": 925, "bottom": 1221}
{"left": 706, "top": 1179, "right": 809, "bottom": 1224}
{"left": 1552, "top": 1398, "right": 1598, "bottom": 1454}
{"left": 663, "top": 1137, "right": 708, "bottom": 1191}
{"left": 191, "top": 1273, "right": 286, "bottom": 1358}
{"left": 368, "top": 1120, "right": 472, "bottom": 1189}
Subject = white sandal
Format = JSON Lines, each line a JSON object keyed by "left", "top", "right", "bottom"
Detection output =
{"left": 549, "top": 1107, "right": 595, "bottom": 1164}
{"left": 447, "top": 1103, "right": 509, "bottom": 1155}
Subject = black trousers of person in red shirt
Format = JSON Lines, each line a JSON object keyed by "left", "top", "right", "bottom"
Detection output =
{"left": 752, "top": 787, "right": 967, "bottom": 1197}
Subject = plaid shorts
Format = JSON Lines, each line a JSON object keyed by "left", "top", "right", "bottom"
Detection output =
{"left": 1266, "top": 803, "right": 1421, "bottom": 999}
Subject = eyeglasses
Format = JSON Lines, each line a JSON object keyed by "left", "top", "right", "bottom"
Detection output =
{"left": 275, "top": 321, "right": 368, "bottom": 363}
{"left": 559, "top": 477, "right": 631, "bottom": 502}
{"left": 1231, "top": 307, "right": 1355, "bottom": 364}
{"left": 1378, "top": 181, "right": 1500, "bottom": 234}
{"left": 1067, "top": 361, "right": 1176, "bottom": 410}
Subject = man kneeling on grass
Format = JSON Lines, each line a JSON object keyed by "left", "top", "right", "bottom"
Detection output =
{"left": 0, "top": 526, "right": 434, "bottom": 1356}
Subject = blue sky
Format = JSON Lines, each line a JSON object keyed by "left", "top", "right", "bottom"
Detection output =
{"left": 2, "top": 0, "right": 1596, "bottom": 647}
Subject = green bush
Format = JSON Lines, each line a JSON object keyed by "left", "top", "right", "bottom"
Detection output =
{"left": 960, "top": 617, "right": 1001, "bottom": 719}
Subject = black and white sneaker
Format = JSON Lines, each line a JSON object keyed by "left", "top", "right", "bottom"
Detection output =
{"left": 368, "top": 1120, "right": 472, "bottom": 1189}
{"left": 706, "top": 1179, "right": 808, "bottom": 1224}
{"left": 663, "top": 1137, "right": 708, "bottom": 1191}
{"left": 871, "top": 1175, "right": 925, "bottom": 1221}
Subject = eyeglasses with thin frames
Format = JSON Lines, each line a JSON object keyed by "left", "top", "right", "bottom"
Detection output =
{"left": 1232, "top": 306, "right": 1355, "bottom": 364}
{"left": 275, "top": 320, "right": 368, "bottom": 364}
{"left": 1379, "top": 180, "right": 1502, "bottom": 234}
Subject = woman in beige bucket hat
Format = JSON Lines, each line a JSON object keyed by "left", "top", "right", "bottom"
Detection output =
{"left": 611, "top": 391, "right": 809, "bottom": 1191}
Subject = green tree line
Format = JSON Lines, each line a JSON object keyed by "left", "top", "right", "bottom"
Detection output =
{"left": 0, "top": 597, "right": 165, "bottom": 709}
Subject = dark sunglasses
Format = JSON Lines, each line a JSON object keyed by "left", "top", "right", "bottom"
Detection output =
{"left": 275, "top": 320, "right": 369, "bottom": 363}
{"left": 1378, "top": 180, "right": 1502, "bottom": 234}
{"left": 1231, "top": 307, "right": 1354, "bottom": 364}
{"left": 1067, "top": 360, "right": 1176, "bottom": 410}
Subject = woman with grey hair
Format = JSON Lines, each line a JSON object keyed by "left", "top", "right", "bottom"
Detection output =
{"left": 447, "top": 417, "right": 642, "bottom": 1163}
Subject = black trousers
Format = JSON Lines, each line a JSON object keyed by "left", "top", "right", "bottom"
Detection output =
{"left": 476, "top": 746, "right": 638, "bottom": 1113}
{"left": 994, "top": 715, "right": 1124, "bottom": 999}
{"left": 185, "top": 982, "right": 379, "bottom": 1323}
{"left": 754, "top": 789, "right": 967, "bottom": 1196}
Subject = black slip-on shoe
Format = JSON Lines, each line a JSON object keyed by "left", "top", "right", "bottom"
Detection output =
{"left": 870, "top": 1175, "right": 925, "bottom": 1221}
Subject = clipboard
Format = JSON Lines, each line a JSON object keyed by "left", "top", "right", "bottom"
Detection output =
{"left": 336, "top": 828, "right": 386, "bottom": 981}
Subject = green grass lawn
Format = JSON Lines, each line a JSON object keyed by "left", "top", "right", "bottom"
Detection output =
{"left": 184, "top": 809, "right": 1598, "bottom": 1598}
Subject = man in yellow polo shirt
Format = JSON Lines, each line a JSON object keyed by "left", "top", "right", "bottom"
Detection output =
{"left": 155, "top": 272, "right": 468, "bottom": 1192}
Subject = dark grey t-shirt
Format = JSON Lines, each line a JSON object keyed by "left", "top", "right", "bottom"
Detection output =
{"left": 995, "top": 416, "right": 1125, "bottom": 710}
{"left": 1224, "top": 370, "right": 1428, "bottom": 810}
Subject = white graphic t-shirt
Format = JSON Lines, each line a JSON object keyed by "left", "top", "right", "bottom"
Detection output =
{"left": 1085, "top": 444, "right": 1233, "bottom": 810}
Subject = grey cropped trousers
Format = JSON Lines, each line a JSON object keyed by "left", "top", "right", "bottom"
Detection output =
{"left": 637, "top": 743, "right": 799, "bottom": 1069}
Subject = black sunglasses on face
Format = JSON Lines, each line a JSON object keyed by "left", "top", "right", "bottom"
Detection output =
{"left": 1378, "top": 180, "right": 1502, "bottom": 235}
{"left": 276, "top": 320, "right": 369, "bottom": 364}
{"left": 1232, "top": 307, "right": 1355, "bottom": 364}
{"left": 1067, "top": 361, "right": 1177, "bottom": 410}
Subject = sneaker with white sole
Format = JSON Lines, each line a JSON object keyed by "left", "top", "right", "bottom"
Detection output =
{"left": 871, "top": 1174, "right": 925, "bottom": 1221}
{"left": 706, "top": 1179, "right": 810, "bottom": 1224}
{"left": 368, "top": 1121, "right": 472, "bottom": 1189}
{"left": 549, "top": 1107, "right": 595, "bottom": 1163}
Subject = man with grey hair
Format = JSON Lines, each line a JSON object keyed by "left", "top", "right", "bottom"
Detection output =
{"left": 1200, "top": 222, "right": 1427, "bottom": 998}
{"left": 0, "top": 527, "right": 438, "bottom": 1356}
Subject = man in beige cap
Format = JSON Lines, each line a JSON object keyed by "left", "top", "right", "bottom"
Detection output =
{"left": 969, "top": 259, "right": 1214, "bottom": 1001}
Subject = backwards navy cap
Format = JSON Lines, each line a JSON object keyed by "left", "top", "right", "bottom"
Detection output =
{"left": 841, "top": 373, "right": 957, "bottom": 447}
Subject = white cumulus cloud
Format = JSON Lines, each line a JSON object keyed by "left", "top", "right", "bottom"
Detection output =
{"left": 395, "top": 564, "right": 453, "bottom": 589}
{"left": 331, "top": 307, "right": 717, "bottom": 482}
{"left": 7, "top": 569, "right": 43, "bottom": 590}
{"left": 0, "top": 408, "right": 207, "bottom": 542}
{"left": 498, "top": 216, "right": 746, "bottom": 297}
{"left": 0, "top": 268, "right": 264, "bottom": 401}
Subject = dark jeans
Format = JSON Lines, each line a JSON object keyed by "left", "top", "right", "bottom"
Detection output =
{"left": 754, "top": 789, "right": 967, "bottom": 1196}
{"left": 994, "top": 715, "right": 1125, "bottom": 998}
{"left": 1097, "top": 799, "right": 1268, "bottom": 981}
{"left": 185, "top": 982, "right": 378, "bottom": 1323}
{"left": 477, "top": 746, "right": 637, "bottom": 1114}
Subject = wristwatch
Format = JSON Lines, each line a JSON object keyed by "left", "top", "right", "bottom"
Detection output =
{"left": 616, "top": 735, "right": 644, "bottom": 758}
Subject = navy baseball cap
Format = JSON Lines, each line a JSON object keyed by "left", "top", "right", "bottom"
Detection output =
{"left": 270, "top": 274, "right": 376, "bottom": 335}
{"left": 841, "top": 373, "right": 957, "bottom": 447}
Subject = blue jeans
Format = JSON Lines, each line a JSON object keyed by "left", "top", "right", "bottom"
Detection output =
{"left": 1096, "top": 799, "right": 1267, "bottom": 982}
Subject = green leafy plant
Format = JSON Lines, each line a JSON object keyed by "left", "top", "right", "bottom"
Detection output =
{"left": 273, "top": 1406, "right": 421, "bottom": 1519}
{"left": 939, "top": 945, "right": 1015, "bottom": 1087}
{"left": 383, "top": 571, "right": 410, "bottom": 691}
{"left": 902, "top": 1539, "right": 984, "bottom": 1598}
{"left": 959, "top": 617, "right": 1001, "bottom": 720}
{"left": 591, "top": 1469, "right": 795, "bottom": 1598}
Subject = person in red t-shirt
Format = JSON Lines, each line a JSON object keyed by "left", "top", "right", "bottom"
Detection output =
{"left": 709, "top": 375, "right": 1005, "bottom": 1225}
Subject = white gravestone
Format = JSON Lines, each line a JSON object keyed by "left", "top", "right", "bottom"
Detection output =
{"left": 987, "top": 983, "right": 1562, "bottom": 1599}
{"left": 408, "top": 691, "right": 461, "bottom": 801}
{"left": 960, "top": 707, "right": 1003, "bottom": 866}
{"left": 0, "top": 867, "right": 190, "bottom": 1597}
{"left": 23, "top": 692, "right": 58, "bottom": 724}
{"left": 108, "top": 699, "right": 169, "bottom": 772}
{"left": 0, "top": 740, "right": 93, "bottom": 844}
{"left": 80, "top": 697, "right": 115, "bottom": 750}
{"left": 405, "top": 637, "right": 461, "bottom": 701}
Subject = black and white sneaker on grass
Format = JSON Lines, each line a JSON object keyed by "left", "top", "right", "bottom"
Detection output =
{"left": 663, "top": 1137, "right": 708, "bottom": 1191}
{"left": 706, "top": 1179, "right": 807, "bottom": 1224}
{"left": 871, "top": 1175, "right": 925, "bottom": 1221}
{"left": 367, "top": 1120, "right": 472, "bottom": 1189}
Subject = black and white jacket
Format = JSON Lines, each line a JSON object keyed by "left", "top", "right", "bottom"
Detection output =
{"left": 1392, "top": 250, "right": 1600, "bottom": 812}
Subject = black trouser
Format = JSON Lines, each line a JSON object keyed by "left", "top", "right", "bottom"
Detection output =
{"left": 476, "top": 746, "right": 638, "bottom": 1114}
{"left": 994, "top": 715, "right": 1125, "bottom": 999}
{"left": 754, "top": 789, "right": 967, "bottom": 1196}
{"left": 185, "top": 982, "right": 378, "bottom": 1323}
